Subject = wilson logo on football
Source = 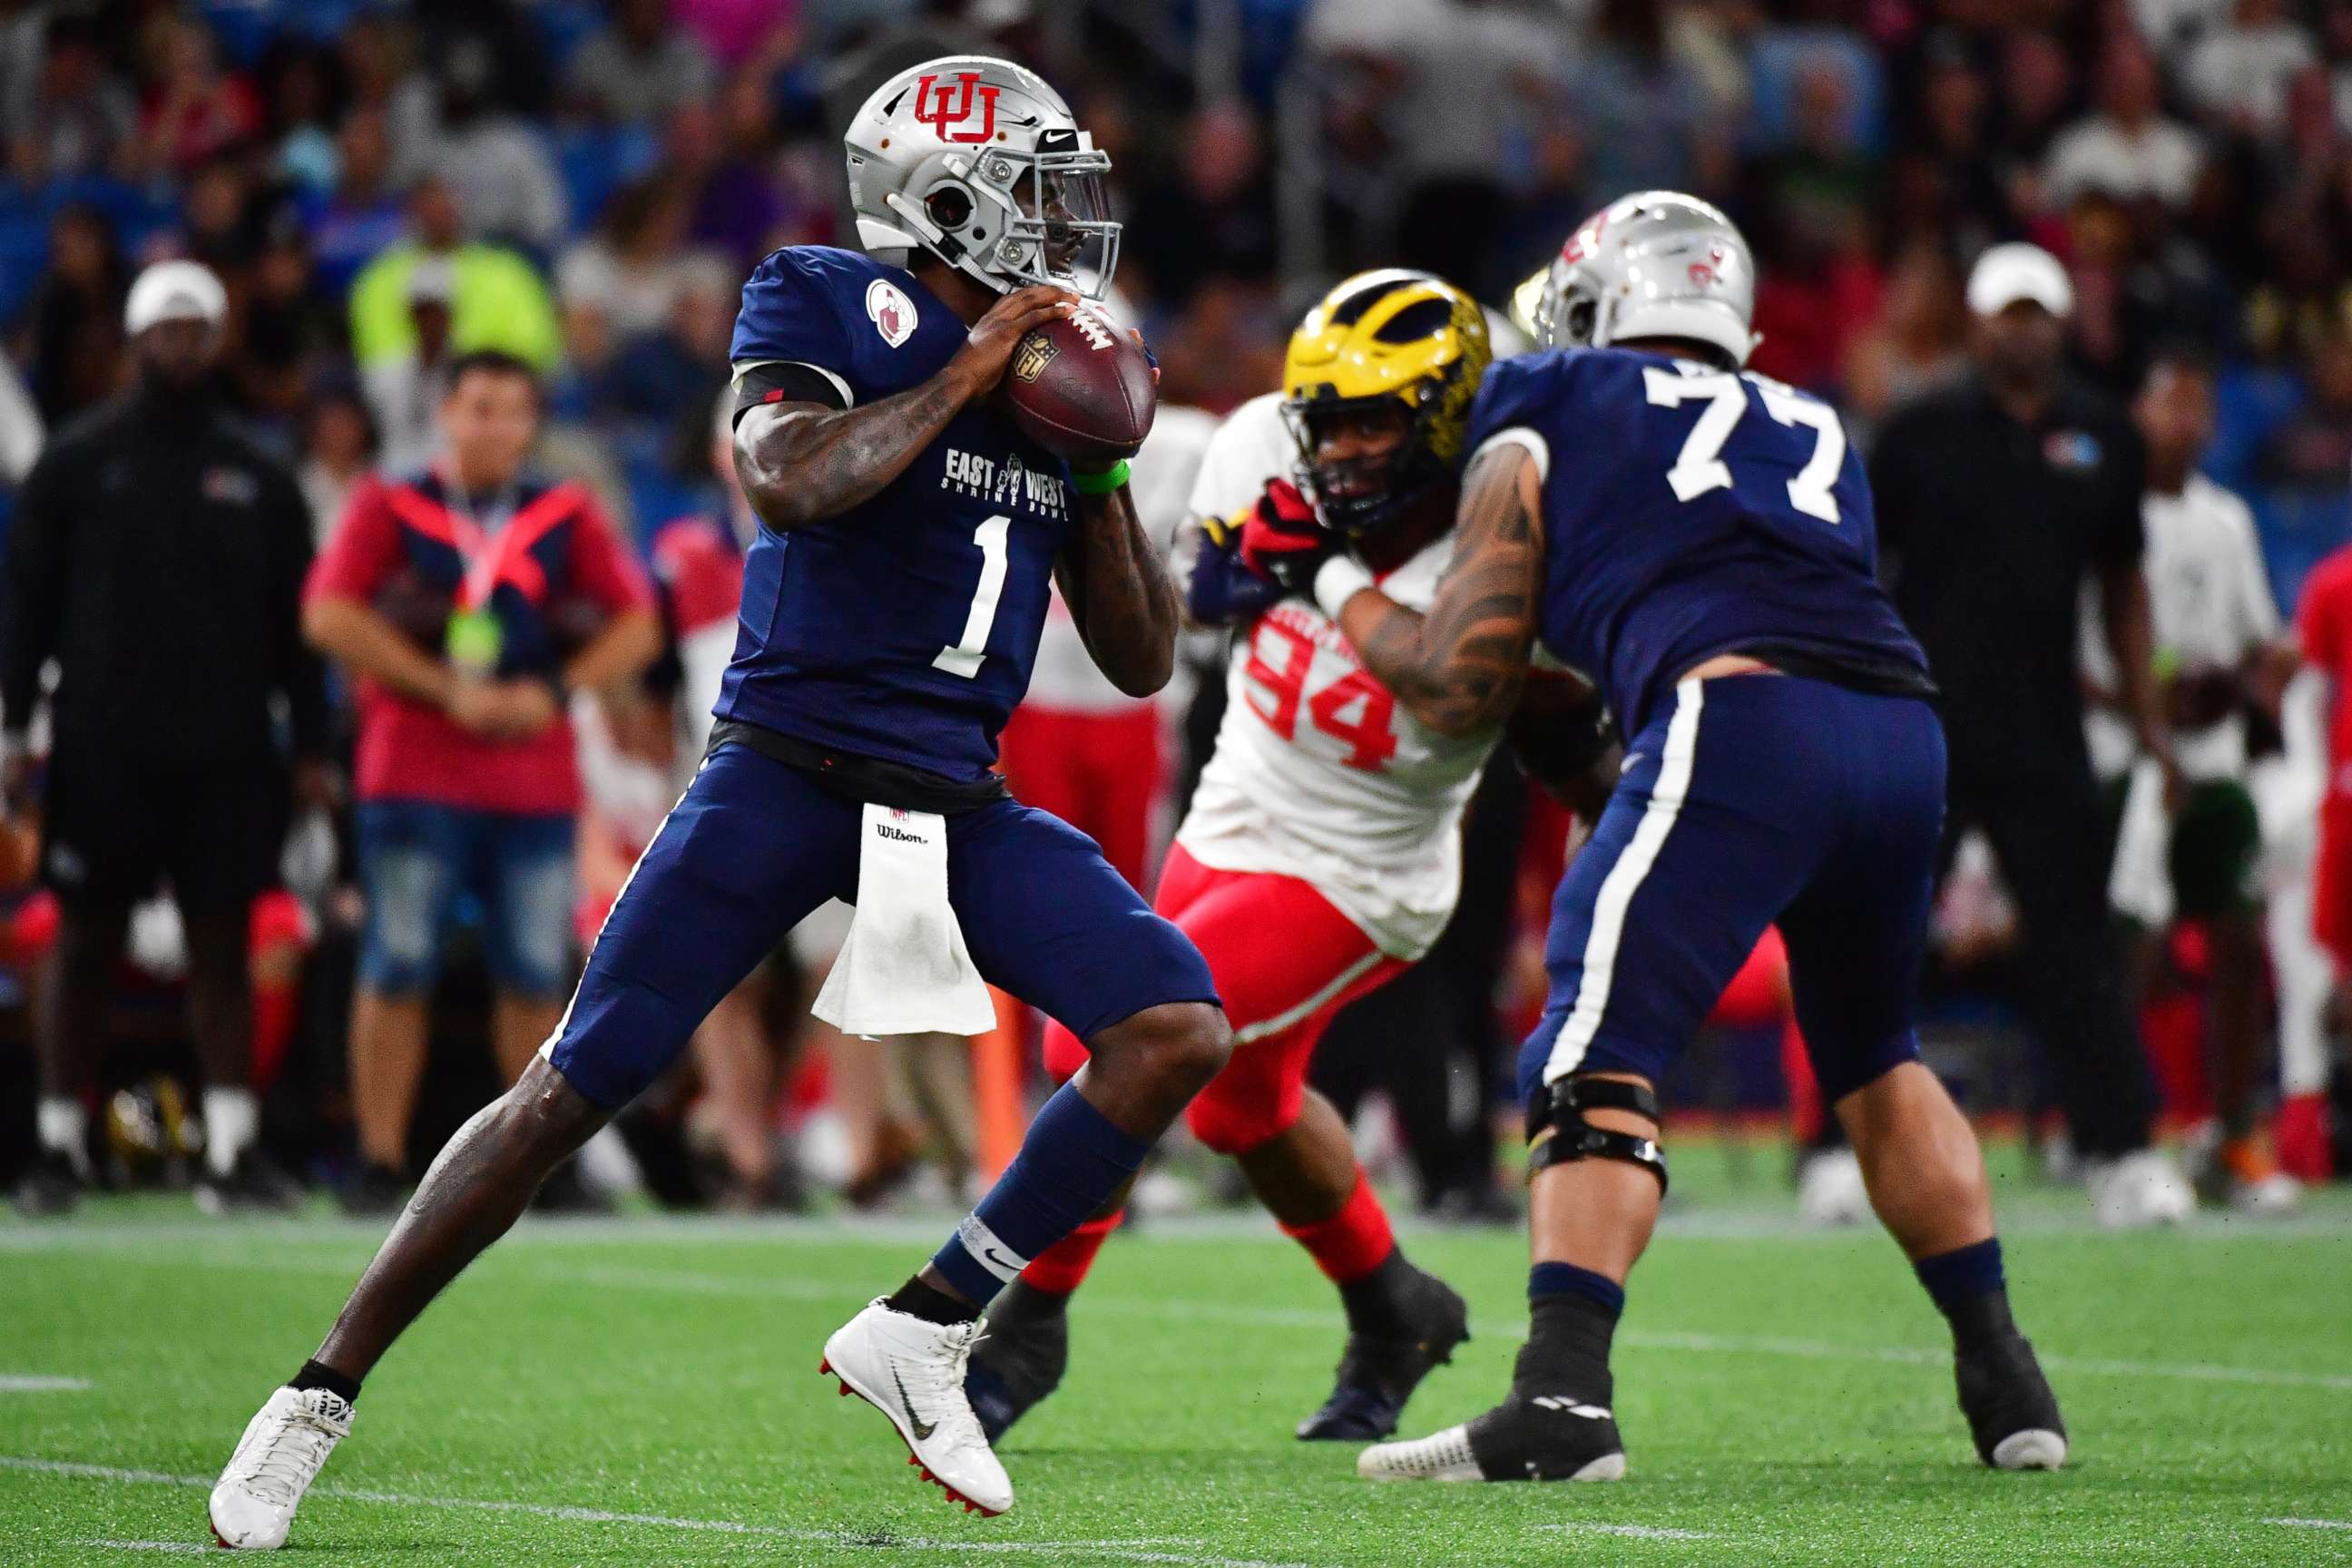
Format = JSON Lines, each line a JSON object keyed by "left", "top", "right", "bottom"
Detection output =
{"left": 913, "top": 72, "right": 1000, "bottom": 143}
{"left": 1011, "top": 333, "right": 1058, "bottom": 384}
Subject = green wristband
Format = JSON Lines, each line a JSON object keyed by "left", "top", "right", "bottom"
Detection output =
{"left": 1070, "top": 458, "right": 1131, "bottom": 495}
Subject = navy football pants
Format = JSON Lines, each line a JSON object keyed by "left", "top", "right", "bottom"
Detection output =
{"left": 1521, "top": 673, "right": 1945, "bottom": 1110}
{"left": 544, "top": 742, "right": 1219, "bottom": 1109}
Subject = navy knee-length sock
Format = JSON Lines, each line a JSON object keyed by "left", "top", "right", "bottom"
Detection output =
{"left": 1914, "top": 1237, "right": 2016, "bottom": 1350}
{"left": 895, "top": 1083, "right": 1148, "bottom": 1322}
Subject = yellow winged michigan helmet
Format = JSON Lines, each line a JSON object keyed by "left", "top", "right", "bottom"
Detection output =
{"left": 1278, "top": 269, "right": 1494, "bottom": 537}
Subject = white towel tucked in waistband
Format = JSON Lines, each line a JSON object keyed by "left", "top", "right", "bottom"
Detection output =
{"left": 811, "top": 802, "right": 997, "bottom": 1038}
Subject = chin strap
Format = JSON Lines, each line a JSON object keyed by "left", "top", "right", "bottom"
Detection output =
{"left": 1526, "top": 1076, "right": 1668, "bottom": 1195}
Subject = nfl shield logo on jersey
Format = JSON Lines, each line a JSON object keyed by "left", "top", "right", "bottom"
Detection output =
{"left": 867, "top": 279, "right": 917, "bottom": 348}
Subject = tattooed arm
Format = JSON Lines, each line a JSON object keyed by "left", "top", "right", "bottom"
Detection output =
{"left": 1330, "top": 440, "right": 1546, "bottom": 737}
{"left": 733, "top": 285, "right": 1074, "bottom": 532}
{"left": 1057, "top": 482, "right": 1181, "bottom": 697}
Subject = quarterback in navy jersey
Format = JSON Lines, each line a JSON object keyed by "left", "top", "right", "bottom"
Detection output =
{"left": 206, "top": 57, "right": 1231, "bottom": 1546}
{"left": 718, "top": 242, "right": 1078, "bottom": 779}
{"left": 1244, "top": 194, "right": 2069, "bottom": 1487}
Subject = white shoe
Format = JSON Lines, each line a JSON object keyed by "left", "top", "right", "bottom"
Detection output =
{"left": 2086, "top": 1150, "right": 2196, "bottom": 1229}
{"left": 1357, "top": 1412, "right": 1626, "bottom": 1484}
{"left": 1358, "top": 1423, "right": 1486, "bottom": 1483}
{"left": 1796, "top": 1149, "right": 1871, "bottom": 1227}
{"left": 2230, "top": 1170, "right": 2302, "bottom": 1215}
{"left": 821, "top": 1298, "right": 1012, "bottom": 1516}
{"left": 208, "top": 1386, "right": 352, "bottom": 1550}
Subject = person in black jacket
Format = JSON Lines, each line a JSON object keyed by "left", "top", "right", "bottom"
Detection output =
{"left": 2, "top": 260, "right": 328, "bottom": 1215}
{"left": 1867, "top": 243, "right": 2194, "bottom": 1228}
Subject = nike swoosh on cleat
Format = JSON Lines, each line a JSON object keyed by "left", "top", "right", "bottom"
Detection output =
{"left": 891, "top": 1367, "right": 938, "bottom": 1441}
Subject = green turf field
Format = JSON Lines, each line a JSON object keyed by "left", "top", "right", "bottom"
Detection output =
{"left": 4, "top": 1148, "right": 2349, "bottom": 1567}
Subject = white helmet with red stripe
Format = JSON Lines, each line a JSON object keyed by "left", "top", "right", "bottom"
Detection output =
{"left": 844, "top": 55, "right": 1120, "bottom": 300}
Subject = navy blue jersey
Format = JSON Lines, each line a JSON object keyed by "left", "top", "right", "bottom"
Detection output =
{"left": 1467, "top": 347, "right": 1928, "bottom": 737}
{"left": 717, "top": 246, "right": 1078, "bottom": 779}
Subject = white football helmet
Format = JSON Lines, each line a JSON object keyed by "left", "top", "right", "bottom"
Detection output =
{"left": 1534, "top": 191, "right": 1759, "bottom": 367}
{"left": 844, "top": 55, "right": 1120, "bottom": 300}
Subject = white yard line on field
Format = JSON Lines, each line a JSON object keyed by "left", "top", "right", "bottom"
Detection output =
{"left": 13, "top": 1237, "right": 2352, "bottom": 1396}
{"left": 488, "top": 1260, "right": 2352, "bottom": 1396}
{"left": 4, "top": 1456, "right": 1317, "bottom": 1568}
{"left": 5, "top": 1201, "right": 2350, "bottom": 1253}
{"left": 1619, "top": 1328, "right": 2352, "bottom": 1394}
{"left": 1539, "top": 1523, "right": 1720, "bottom": 1541}
{"left": 2269, "top": 1518, "right": 2352, "bottom": 1531}
{"left": 0, "top": 1375, "right": 91, "bottom": 1392}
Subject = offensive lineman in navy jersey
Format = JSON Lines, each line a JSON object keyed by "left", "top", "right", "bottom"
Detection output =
{"left": 1246, "top": 194, "right": 2067, "bottom": 1485}
{"left": 207, "top": 58, "right": 1231, "bottom": 1545}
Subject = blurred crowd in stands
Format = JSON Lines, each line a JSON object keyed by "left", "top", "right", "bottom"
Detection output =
{"left": 1, "top": 0, "right": 2349, "bottom": 1219}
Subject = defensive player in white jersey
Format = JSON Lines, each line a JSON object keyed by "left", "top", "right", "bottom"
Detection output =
{"left": 966, "top": 271, "right": 1613, "bottom": 1445}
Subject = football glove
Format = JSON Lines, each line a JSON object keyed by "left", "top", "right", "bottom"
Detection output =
{"left": 1239, "top": 479, "right": 1348, "bottom": 596}
{"left": 1186, "top": 509, "right": 1283, "bottom": 627}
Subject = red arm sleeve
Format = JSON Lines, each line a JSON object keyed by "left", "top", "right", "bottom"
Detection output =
{"left": 305, "top": 476, "right": 406, "bottom": 603}
{"left": 565, "top": 496, "right": 656, "bottom": 616}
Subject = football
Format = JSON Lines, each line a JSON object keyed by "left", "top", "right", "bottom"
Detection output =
{"left": 1000, "top": 304, "right": 1157, "bottom": 470}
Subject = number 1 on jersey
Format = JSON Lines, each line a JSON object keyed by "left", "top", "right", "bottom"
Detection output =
{"left": 933, "top": 514, "right": 1011, "bottom": 678}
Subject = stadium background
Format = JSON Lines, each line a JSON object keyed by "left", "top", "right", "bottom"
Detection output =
{"left": 0, "top": 0, "right": 2347, "bottom": 1206}
{"left": 2, "top": 5, "right": 2351, "bottom": 1565}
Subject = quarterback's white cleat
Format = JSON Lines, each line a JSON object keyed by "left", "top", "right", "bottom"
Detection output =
{"left": 1797, "top": 1148, "right": 1871, "bottom": 1227}
{"left": 207, "top": 1386, "right": 352, "bottom": 1549}
{"left": 821, "top": 1298, "right": 1012, "bottom": 1516}
{"left": 2086, "top": 1150, "right": 2196, "bottom": 1229}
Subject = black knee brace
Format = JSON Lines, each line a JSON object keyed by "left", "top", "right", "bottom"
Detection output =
{"left": 1525, "top": 1076, "right": 1669, "bottom": 1195}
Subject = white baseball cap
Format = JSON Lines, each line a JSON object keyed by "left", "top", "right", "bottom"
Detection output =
{"left": 1966, "top": 243, "right": 2073, "bottom": 319}
{"left": 123, "top": 260, "right": 228, "bottom": 336}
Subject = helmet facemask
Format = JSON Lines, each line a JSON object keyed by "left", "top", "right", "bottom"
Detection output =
{"left": 906, "top": 132, "right": 1120, "bottom": 300}
{"left": 1280, "top": 392, "right": 1450, "bottom": 541}
{"left": 1535, "top": 261, "right": 1604, "bottom": 351}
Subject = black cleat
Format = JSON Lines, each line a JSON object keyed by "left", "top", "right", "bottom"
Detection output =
{"left": 196, "top": 1148, "right": 306, "bottom": 1215}
{"left": 1298, "top": 1261, "right": 1470, "bottom": 1441}
{"left": 1357, "top": 1387, "right": 1627, "bottom": 1482}
{"left": 13, "top": 1150, "right": 87, "bottom": 1218}
{"left": 963, "top": 1281, "right": 1069, "bottom": 1443}
{"left": 1955, "top": 1331, "right": 2068, "bottom": 1469}
{"left": 337, "top": 1161, "right": 409, "bottom": 1218}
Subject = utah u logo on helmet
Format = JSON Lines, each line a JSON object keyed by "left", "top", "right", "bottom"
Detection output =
{"left": 845, "top": 56, "right": 1122, "bottom": 300}
{"left": 913, "top": 72, "right": 1000, "bottom": 143}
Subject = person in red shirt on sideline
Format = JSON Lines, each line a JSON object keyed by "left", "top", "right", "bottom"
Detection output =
{"left": 2288, "top": 545, "right": 2352, "bottom": 1179}
{"left": 304, "top": 349, "right": 660, "bottom": 1213}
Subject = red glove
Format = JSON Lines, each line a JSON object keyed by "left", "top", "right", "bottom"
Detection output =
{"left": 1238, "top": 479, "right": 1342, "bottom": 593}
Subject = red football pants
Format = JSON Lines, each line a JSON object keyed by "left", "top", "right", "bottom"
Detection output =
{"left": 2314, "top": 799, "right": 2352, "bottom": 970}
{"left": 1043, "top": 844, "right": 1408, "bottom": 1152}
{"left": 995, "top": 703, "right": 1163, "bottom": 894}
